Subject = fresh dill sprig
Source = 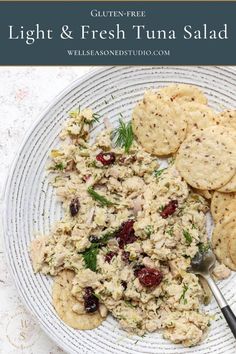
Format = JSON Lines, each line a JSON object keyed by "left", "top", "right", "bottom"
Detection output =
{"left": 87, "top": 187, "right": 114, "bottom": 207}
{"left": 81, "top": 229, "right": 117, "bottom": 272}
{"left": 180, "top": 284, "right": 188, "bottom": 304}
{"left": 82, "top": 244, "right": 99, "bottom": 272}
{"left": 112, "top": 119, "right": 134, "bottom": 153}
{"left": 183, "top": 229, "right": 192, "bottom": 244}
{"left": 153, "top": 168, "right": 167, "bottom": 178}
{"left": 166, "top": 227, "right": 174, "bottom": 237}
{"left": 92, "top": 113, "right": 101, "bottom": 123}
{"left": 145, "top": 225, "right": 154, "bottom": 237}
{"left": 124, "top": 300, "right": 135, "bottom": 308}
{"left": 54, "top": 162, "right": 64, "bottom": 170}
{"left": 84, "top": 113, "right": 101, "bottom": 125}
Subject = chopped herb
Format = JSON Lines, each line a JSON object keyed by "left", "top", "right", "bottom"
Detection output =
{"left": 124, "top": 300, "right": 135, "bottom": 308}
{"left": 183, "top": 229, "right": 192, "bottom": 244}
{"left": 87, "top": 187, "right": 114, "bottom": 207}
{"left": 153, "top": 168, "right": 167, "bottom": 178}
{"left": 84, "top": 113, "right": 101, "bottom": 125}
{"left": 112, "top": 119, "right": 134, "bottom": 153}
{"left": 191, "top": 223, "right": 197, "bottom": 229}
{"left": 166, "top": 227, "right": 174, "bottom": 237}
{"left": 94, "top": 293, "right": 102, "bottom": 300}
{"left": 82, "top": 244, "right": 99, "bottom": 272}
{"left": 198, "top": 242, "right": 210, "bottom": 253}
{"left": 145, "top": 225, "right": 153, "bottom": 237}
{"left": 54, "top": 162, "right": 64, "bottom": 171}
{"left": 88, "top": 161, "right": 99, "bottom": 168}
{"left": 180, "top": 284, "right": 188, "bottom": 304}
{"left": 158, "top": 205, "right": 164, "bottom": 212}
{"left": 81, "top": 228, "right": 116, "bottom": 271}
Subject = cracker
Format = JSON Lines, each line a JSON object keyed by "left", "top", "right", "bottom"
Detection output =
{"left": 182, "top": 102, "right": 216, "bottom": 135}
{"left": 52, "top": 270, "right": 104, "bottom": 329}
{"left": 158, "top": 84, "right": 208, "bottom": 104}
{"left": 176, "top": 125, "right": 236, "bottom": 190}
{"left": 211, "top": 191, "right": 236, "bottom": 222}
{"left": 216, "top": 109, "right": 236, "bottom": 131}
{"left": 229, "top": 234, "right": 236, "bottom": 265}
{"left": 132, "top": 92, "right": 187, "bottom": 156}
{"left": 217, "top": 173, "right": 236, "bottom": 193}
{"left": 211, "top": 213, "right": 236, "bottom": 270}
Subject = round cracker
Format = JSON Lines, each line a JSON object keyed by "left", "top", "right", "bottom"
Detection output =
{"left": 211, "top": 191, "right": 236, "bottom": 222}
{"left": 132, "top": 92, "right": 187, "bottom": 156}
{"left": 52, "top": 270, "right": 104, "bottom": 330}
{"left": 176, "top": 125, "right": 236, "bottom": 190}
{"left": 216, "top": 109, "right": 236, "bottom": 131}
{"left": 182, "top": 102, "right": 216, "bottom": 136}
{"left": 229, "top": 235, "right": 236, "bottom": 265}
{"left": 218, "top": 173, "right": 236, "bottom": 193}
{"left": 158, "top": 84, "right": 207, "bottom": 104}
{"left": 211, "top": 213, "right": 236, "bottom": 270}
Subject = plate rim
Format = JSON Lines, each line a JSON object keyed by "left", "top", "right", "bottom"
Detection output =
{"left": 3, "top": 65, "right": 236, "bottom": 354}
{"left": 2, "top": 65, "right": 115, "bottom": 354}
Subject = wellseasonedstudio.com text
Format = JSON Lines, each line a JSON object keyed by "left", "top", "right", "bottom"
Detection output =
{"left": 8, "top": 24, "right": 229, "bottom": 46}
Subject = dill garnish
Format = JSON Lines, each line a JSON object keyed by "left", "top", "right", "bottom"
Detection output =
{"left": 82, "top": 245, "right": 99, "bottom": 272}
{"left": 87, "top": 187, "right": 114, "bottom": 207}
{"left": 153, "top": 168, "right": 167, "bottom": 178}
{"left": 81, "top": 229, "right": 116, "bottom": 271}
{"left": 112, "top": 119, "right": 134, "bottom": 153}
{"left": 54, "top": 162, "right": 64, "bottom": 170}
{"left": 183, "top": 229, "right": 192, "bottom": 244}
{"left": 180, "top": 284, "right": 188, "bottom": 304}
{"left": 84, "top": 113, "right": 101, "bottom": 125}
{"left": 166, "top": 227, "right": 174, "bottom": 236}
{"left": 145, "top": 225, "right": 154, "bottom": 237}
{"left": 124, "top": 300, "right": 135, "bottom": 308}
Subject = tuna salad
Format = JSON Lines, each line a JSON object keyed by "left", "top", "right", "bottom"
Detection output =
{"left": 31, "top": 106, "right": 213, "bottom": 347}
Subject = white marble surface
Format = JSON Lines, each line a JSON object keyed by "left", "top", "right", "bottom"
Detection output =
{"left": 0, "top": 67, "right": 92, "bottom": 354}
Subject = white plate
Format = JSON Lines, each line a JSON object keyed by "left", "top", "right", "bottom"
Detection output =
{"left": 3, "top": 66, "right": 236, "bottom": 354}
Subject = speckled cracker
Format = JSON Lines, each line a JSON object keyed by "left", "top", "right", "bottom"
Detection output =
{"left": 218, "top": 173, "right": 236, "bottom": 193}
{"left": 176, "top": 126, "right": 236, "bottom": 190}
{"left": 132, "top": 92, "right": 187, "bottom": 156}
{"left": 158, "top": 84, "right": 208, "bottom": 104}
{"left": 52, "top": 270, "right": 103, "bottom": 329}
{"left": 229, "top": 234, "right": 236, "bottom": 265}
{"left": 211, "top": 191, "right": 236, "bottom": 222}
{"left": 182, "top": 102, "right": 216, "bottom": 135}
{"left": 211, "top": 213, "right": 236, "bottom": 271}
{"left": 216, "top": 109, "right": 236, "bottom": 131}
